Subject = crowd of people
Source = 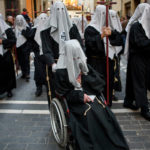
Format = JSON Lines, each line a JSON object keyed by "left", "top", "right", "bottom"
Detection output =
{"left": 0, "top": 1, "right": 150, "bottom": 149}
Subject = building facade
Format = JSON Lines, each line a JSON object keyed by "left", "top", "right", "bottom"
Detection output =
{"left": 0, "top": 0, "right": 48, "bottom": 19}
{"left": 112, "top": 0, "right": 146, "bottom": 17}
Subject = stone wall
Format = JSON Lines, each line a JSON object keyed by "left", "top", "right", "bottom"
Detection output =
{"left": 20, "top": 0, "right": 26, "bottom": 13}
{"left": 0, "top": 0, "right": 5, "bottom": 18}
{"left": 112, "top": 0, "right": 146, "bottom": 17}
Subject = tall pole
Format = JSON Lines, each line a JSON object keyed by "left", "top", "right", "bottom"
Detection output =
{"left": 106, "top": 0, "right": 109, "bottom": 105}
{"left": 81, "top": 4, "right": 84, "bottom": 33}
{"left": 97, "top": 0, "right": 117, "bottom": 105}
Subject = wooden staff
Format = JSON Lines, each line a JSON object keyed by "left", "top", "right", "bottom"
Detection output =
{"left": 12, "top": 45, "right": 19, "bottom": 76}
{"left": 76, "top": 5, "right": 93, "bottom": 33}
{"left": 46, "top": 65, "right": 52, "bottom": 103}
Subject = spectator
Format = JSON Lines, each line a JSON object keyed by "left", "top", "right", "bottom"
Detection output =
{"left": 6, "top": 16, "right": 14, "bottom": 28}
{"left": 21, "top": 8, "right": 31, "bottom": 27}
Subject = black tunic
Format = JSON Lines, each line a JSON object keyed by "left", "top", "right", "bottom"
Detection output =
{"left": 125, "top": 22, "right": 150, "bottom": 108}
{"left": 54, "top": 67, "right": 129, "bottom": 150}
{"left": 27, "top": 27, "right": 47, "bottom": 87}
{"left": 16, "top": 27, "right": 33, "bottom": 76}
{"left": 84, "top": 26, "right": 123, "bottom": 105}
{"left": 0, "top": 28, "right": 16, "bottom": 94}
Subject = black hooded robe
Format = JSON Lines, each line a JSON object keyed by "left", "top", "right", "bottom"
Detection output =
{"left": 22, "top": 27, "right": 47, "bottom": 87}
{"left": 16, "top": 27, "right": 32, "bottom": 77}
{"left": 41, "top": 24, "right": 84, "bottom": 107}
{"left": 0, "top": 28, "right": 16, "bottom": 94}
{"left": 54, "top": 66, "right": 129, "bottom": 150}
{"left": 84, "top": 26, "right": 123, "bottom": 106}
{"left": 124, "top": 22, "right": 150, "bottom": 108}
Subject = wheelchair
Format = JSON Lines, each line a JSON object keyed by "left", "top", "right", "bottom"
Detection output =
{"left": 46, "top": 65, "right": 106, "bottom": 150}
{"left": 50, "top": 95, "right": 74, "bottom": 150}
{"left": 45, "top": 63, "right": 74, "bottom": 149}
{"left": 50, "top": 93, "right": 106, "bottom": 150}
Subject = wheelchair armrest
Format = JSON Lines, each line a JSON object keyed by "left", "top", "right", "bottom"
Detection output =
{"left": 55, "top": 90, "right": 64, "bottom": 97}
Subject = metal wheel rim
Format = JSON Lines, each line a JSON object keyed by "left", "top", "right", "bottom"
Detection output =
{"left": 50, "top": 101, "right": 64, "bottom": 145}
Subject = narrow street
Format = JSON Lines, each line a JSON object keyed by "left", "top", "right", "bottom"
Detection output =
{"left": 0, "top": 57, "right": 150, "bottom": 150}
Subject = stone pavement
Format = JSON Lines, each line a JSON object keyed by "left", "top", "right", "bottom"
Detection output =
{"left": 0, "top": 58, "right": 150, "bottom": 150}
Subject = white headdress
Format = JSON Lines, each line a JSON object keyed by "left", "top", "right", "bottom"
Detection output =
{"left": 109, "top": 10, "right": 122, "bottom": 32}
{"left": 50, "top": 1, "right": 73, "bottom": 68}
{"left": 139, "top": 6, "right": 150, "bottom": 39}
{"left": 88, "top": 5, "right": 106, "bottom": 33}
{"left": 108, "top": 10, "right": 122, "bottom": 56}
{"left": 34, "top": 13, "right": 49, "bottom": 54}
{"left": 57, "top": 40, "right": 88, "bottom": 89}
{"left": 0, "top": 14, "right": 10, "bottom": 55}
{"left": 49, "top": 1, "right": 72, "bottom": 46}
{"left": 72, "top": 16, "right": 88, "bottom": 38}
{"left": 124, "top": 3, "right": 150, "bottom": 58}
{"left": 72, "top": 17, "right": 79, "bottom": 25}
{"left": 15, "top": 15, "right": 29, "bottom": 48}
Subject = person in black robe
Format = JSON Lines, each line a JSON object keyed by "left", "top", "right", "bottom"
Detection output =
{"left": 54, "top": 39, "right": 129, "bottom": 150}
{"left": 84, "top": 5, "right": 123, "bottom": 106}
{"left": 15, "top": 15, "right": 31, "bottom": 82}
{"left": 41, "top": 1, "right": 83, "bottom": 107}
{"left": 123, "top": 3, "right": 149, "bottom": 110}
{"left": 109, "top": 10, "right": 124, "bottom": 100}
{"left": 0, "top": 14, "right": 16, "bottom": 97}
{"left": 31, "top": 13, "right": 49, "bottom": 96}
{"left": 21, "top": 8, "right": 32, "bottom": 28}
{"left": 72, "top": 16, "right": 88, "bottom": 40}
{"left": 123, "top": 4, "right": 150, "bottom": 121}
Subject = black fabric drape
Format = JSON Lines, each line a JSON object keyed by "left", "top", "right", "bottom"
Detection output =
{"left": 125, "top": 22, "right": 150, "bottom": 107}
{"left": 54, "top": 68, "right": 129, "bottom": 150}
{"left": 0, "top": 28, "right": 16, "bottom": 94}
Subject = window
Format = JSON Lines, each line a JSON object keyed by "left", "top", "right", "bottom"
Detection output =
{"left": 5, "top": 0, "right": 20, "bottom": 17}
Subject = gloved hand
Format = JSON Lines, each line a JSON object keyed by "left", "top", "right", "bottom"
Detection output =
{"left": 52, "top": 63, "right": 57, "bottom": 73}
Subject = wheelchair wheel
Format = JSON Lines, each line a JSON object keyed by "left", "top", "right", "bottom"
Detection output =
{"left": 50, "top": 98, "right": 68, "bottom": 147}
{"left": 66, "top": 144, "right": 73, "bottom": 150}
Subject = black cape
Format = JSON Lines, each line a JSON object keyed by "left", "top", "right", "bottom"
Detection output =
{"left": 125, "top": 22, "right": 150, "bottom": 107}
{"left": 0, "top": 28, "right": 16, "bottom": 94}
{"left": 24, "top": 27, "right": 47, "bottom": 86}
{"left": 54, "top": 66, "right": 129, "bottom": 150}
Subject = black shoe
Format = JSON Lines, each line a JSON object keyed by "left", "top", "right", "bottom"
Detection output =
{"left": 35, "top": 86, "right": 42, "bottom": 97}
{"left": 7, "top": 91, "right": 13, "bottom": 97}
{"left": 21, "top": 74, "right": 26, "bottom": 79}
{"left": 141, "top": 111, "right": 150, "bottom": 121}
{"left": 123, "top": 101, "right": 139, "bottom": 110}
{"left": 26, "top": 75, "right": 30, "bottom": 82}
{"left": 112, "top": 95, "right": 118, "bottom": 101}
